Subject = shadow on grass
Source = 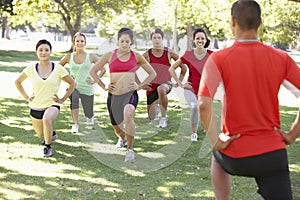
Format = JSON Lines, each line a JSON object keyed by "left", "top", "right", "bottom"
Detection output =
{"left": 0, "top": 97, "right": 215, "bottom": 199}
{"left": 1, "top": 96, "right": 299, "bottom": 199}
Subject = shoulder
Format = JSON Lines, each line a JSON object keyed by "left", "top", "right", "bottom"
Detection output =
{"left": 133, "top": 51, "right": 142, "bottom": 59}
{"left": 23, "top": 64, "right": 35, "bottom": 73}
{"left": 55, "top": 63, "right": 69, "bottom": 75}
{"left": 100, "top": 51, "right": 113, "bottom": 62}
{"left": 60, "top": 53, "right": 71, "bottom": 64}
{"left": 89, "top": 53, "right": 99, "bottom": 62}
{"left": 167, "top": 48, "right": 179, "bottom": 58}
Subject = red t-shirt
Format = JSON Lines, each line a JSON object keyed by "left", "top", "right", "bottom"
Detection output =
{"left": 146, "top": 47, "right": 171, "bottom": 95}
{"left": 198, "top": 41, "right": 300, "bottom": 158}
{"left": 181, "top": 50, "right": 213, "bottom": 94}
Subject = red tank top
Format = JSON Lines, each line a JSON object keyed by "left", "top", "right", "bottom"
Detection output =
{"left": 147, "top": 47, "right": 171, "bottom": 95}
{"left": 109, "top": 49, "right": 137, "bottom": 73}
{"left": 181, "top": 50, "right": 213, "bottom": 94}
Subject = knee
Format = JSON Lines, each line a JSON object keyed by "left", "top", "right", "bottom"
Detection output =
{"left": 157, "top": 86, "right": 168, "bottom": 96}
{"left": 42, "top": 118, "right": 52, "bottom": 125}
{"left": 190, "top": 102, "right": 198, "bottom": 113}
{"left": 124, "top": 105, "right": 135, "bottom": 119}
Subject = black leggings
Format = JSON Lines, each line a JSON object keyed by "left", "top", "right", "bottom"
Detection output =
{"left": 213, "top": 149, "right": 292, "bottom": 200}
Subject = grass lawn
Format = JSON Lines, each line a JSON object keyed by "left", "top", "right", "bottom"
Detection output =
{"left": 0, "top": 49, "right": 300, "bottom": 199}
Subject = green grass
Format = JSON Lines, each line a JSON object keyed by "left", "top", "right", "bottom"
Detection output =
{"left": 0, "top": 50, "right": 300, "bottom": 199}
{"left": 0, "top": 50, "right": 66, "bottom": 72}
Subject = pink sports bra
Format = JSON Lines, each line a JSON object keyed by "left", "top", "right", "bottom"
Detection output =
{"left": 109, "top": 49, "right": 137, "bottom": 73}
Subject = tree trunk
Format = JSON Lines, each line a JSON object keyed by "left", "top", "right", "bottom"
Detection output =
{"left": 213, "top": 38, "right": 219, "bottom": 49}
{"left": 1, "top": 16, "right": 9, "bottom": 39}
{"left": 186, "top": 24, "right": 194, "bottom": 50}
{"left": 54, "top": 0, "right": 82, "bottom": 52}
{"left": 172, "top": 3, "right": 179, "bottom": 53}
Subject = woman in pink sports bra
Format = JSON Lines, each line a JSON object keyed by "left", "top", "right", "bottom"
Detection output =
{"left": 90, "top": 28, "right": 156, "bottom": 162}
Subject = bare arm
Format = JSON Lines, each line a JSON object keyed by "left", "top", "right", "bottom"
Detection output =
{"left": 59, "top": 54, "right": 71, "bottom": 66}
{"left": 55, "top": 75, "right": 76, "bottom": 103}
{"left": 90, "top": 52, "right": 111, "bottom": 90}
{"left": 142, "top": 51, "right": 150, "bottom": 62}
{"left": 275, "top": 108, "right": 300, "bottom": 144}
{"left": 15, "top": 72, "right": 31, "bottom": 101}
{"left": 169, "top": 58, "right": 188, "bottom": 88}
{"left": 198, "top": 96, "right": 240, "bottom": 150}
{"left": 168, "top": 49, "right": 187, "bottom": 85}
{"left": 136, "top": 53, "right": 156, "bottom": 89}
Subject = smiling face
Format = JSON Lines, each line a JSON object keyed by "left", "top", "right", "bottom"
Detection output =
{"left": 36, "top": 44, "right": 51, "bottom": 61}
{"left": 74, "top": 35, "right": 86, "bottom": 51}
{"left": 151, "top": 33, "right": 163, "bottom": 48}
{"left": 194, "top": 32, "right": 207, "bottom": 49}
{"left": 117, "top": 34, "right": 132, "bottom": 52}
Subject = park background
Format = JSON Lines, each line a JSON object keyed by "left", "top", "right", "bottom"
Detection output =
{"left": 1, "top": 0, "right": 300, "bottom": 199}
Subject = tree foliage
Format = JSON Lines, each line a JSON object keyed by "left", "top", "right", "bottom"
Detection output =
{"left": 2, "top": 0, "right": 300, "bottom": 50}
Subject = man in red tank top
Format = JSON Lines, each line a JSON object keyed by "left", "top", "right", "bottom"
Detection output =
{"left": 142, "top": 28, "right": 186, "bottom": 128}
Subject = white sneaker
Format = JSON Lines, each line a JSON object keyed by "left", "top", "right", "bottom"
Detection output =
{"left": 159, "top": 117, "right": 167, "bottom": 128}
{"left": 124, "top": 149, "right": 135, "bottom": 162}
{"left": 191, "top": 133, "right": 198, "bottom": 142}
{"left": 115, "top": 138, "right": 127, "bottom": 148}
{"left": 86, "top": 117, "right": 94, "bottom": 125}
{"left": 71, "top": 124, "right": 79, "bottom": 133}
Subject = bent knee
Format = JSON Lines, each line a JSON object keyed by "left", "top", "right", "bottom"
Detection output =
{"left": 124, "top": 104, "right": 135, "bottom": 117}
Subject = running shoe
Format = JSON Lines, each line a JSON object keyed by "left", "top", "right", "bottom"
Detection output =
{"left": 43, "top": 146, "right": 53, "bottom": 157}
{"left": 71, "top": 124, "right": 79, "bottom": 133}
{"left": 159, "top": 117, "right": 167, "bottom": 128}
{"left": 115, "top": 138, "right": 127, "bottom": 148}
{"left": 86, "top": 117, "right": 94, "bottom": 125}
{"left": 124, "top": 149, "right": 135, "bottom": 162}
{"left": 191, "top": 133, "right": 198, "bottom": 142}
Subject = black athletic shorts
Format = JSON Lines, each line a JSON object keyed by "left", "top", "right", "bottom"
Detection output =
{"left": 107, "top": 91, "right": 138, "bottom": 125}
{"left": 213, "top": 149, "right": 292, "bottom": 199}
{"left": 147, "top": 82, "right": 173, "bottom": 105}
{"left": 30, "top": 105, "right": 60, "bottom": 119}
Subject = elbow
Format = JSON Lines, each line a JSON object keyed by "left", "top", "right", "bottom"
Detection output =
{"left": 198, "top": 96, "right": 212, "bottom": 113}
{"left": 151, "top": 71, "right": 157, "bottom": 79}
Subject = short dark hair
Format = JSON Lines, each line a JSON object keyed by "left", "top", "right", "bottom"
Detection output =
{"left": 150, "top": 28, "right": 164, "bottom": 40}
{"left": 193, "top": 28, "right": 211, "bottom": 48}
{"left": 231, "top": 0, "right": 261, "bottom": 31}
{"left": 118, "top": 28, "right": 134, "bottom": 45}
{"left": 36, "top": 39, "right": 52, "bottom": 51}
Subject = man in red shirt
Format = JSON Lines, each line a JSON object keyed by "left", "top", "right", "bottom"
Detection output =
{"left": 198, "top": 0, "right": 300, "bottom": 199}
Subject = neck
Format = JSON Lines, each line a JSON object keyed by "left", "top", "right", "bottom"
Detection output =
{"left": 117, "top": 48, "right": 130, "bottom": 54}
{"left": 39, "top": 60, "right": 51, "bottom": 67}
{"left": 195, "top": 47, "right": 206, "bottom": 55}
{"left": 152, "top": 46, "right": 163, "bottom": 50}
{"left": 234, "top": 29, "right": 258, "bottom": 41}
{"left": 75, "top": 49, "right": 85, "bottom": 54}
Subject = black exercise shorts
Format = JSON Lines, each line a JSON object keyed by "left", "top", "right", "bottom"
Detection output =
{"left": 30, "top": 105, "right": 60, "bottom": 119}
{"left": 213, "top": 149, "right": 292, "bottom": 199}
{"left": 147, "top": 82, "right": 173, "bottom": 105}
